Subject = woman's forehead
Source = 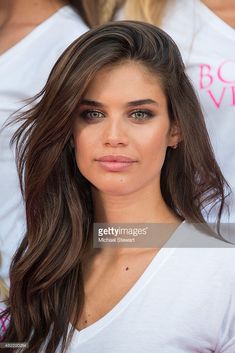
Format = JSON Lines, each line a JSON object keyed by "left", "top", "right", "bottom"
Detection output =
{"left": 81, "top": 61, "right": 166, "bottom": 103}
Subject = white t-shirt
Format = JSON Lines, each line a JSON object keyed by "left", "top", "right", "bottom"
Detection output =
{"left": 160, "top": 0, "right": 235, "bottom": 224}
{"left": 1, "top": 223, "right": 234, "bottom": 351}
{"left": 48, "top": 221, "right": 235, "bottom": 353}
{"left": 0, "top": 6, "right": 88, "bottom": 283}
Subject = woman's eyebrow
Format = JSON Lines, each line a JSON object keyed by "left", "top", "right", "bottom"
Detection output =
{"left": 127, "top": 99, "right": 159, "bottom": 106}
{"left": 80, "top": 99, "right": 103, "bottom": 107}
{"left": 80, "top": 98, "right": 159, "bottom": 107}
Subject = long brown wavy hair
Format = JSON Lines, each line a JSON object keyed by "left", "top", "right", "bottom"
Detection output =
{"left": 0, "top": 21, "right": 230, "bottom": 352}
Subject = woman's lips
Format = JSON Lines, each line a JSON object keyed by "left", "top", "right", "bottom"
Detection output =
{"left": 95, "top": 155, "right": 137, "bottom": 172}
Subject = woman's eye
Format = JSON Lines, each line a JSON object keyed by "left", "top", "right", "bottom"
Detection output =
{"left": 80, "top": 110, "right": 104, "bottom": 121}
{"left": 130, "top": 110, "right": 154, "bottom": 121}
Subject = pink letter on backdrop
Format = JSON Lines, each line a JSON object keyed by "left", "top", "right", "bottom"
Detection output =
{"left": 199, "top": 64, "right": 213, "bottom": 89}
{"left": 232, "top": 86, "right": 235, "bottom": 106}
{"left": 218, "top": 61, "right": 235, "bottom": 84}
{"left": 207, "top": 87, "right": 226, "bottom": 108}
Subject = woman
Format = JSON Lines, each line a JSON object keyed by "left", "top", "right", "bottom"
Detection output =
{"left": 1, "top": 21, "right": 235, "bottom": 352}
{"left": 0, "top": 0, "right": 89, "bottom": 290}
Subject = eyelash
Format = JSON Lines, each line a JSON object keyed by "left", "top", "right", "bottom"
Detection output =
{"left": 80, "top": 109, "right": 155, "bottom": 122}
{"left": 131, "top": 110, "right": 154, "bottom": 120}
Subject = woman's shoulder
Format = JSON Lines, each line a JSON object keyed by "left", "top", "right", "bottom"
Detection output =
{"left": 185, "top": 221, "right": 235, "bottom": 247}
{"left": 40, "top": 5, "right": 88, "bottom": 58}
{"left": 176, "top": 221, "right": 235, "bottom": 273}
{"left": 54, "top": 5, "right": 88, "bottom": 36}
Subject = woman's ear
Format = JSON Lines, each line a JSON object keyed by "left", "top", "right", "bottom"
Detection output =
{"left": 168, "top": 123, "right": 182, "bottom": 149}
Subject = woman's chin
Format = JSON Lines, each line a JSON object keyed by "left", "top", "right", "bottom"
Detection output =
{"left": 91, "top": 182, "right": 137, "bottom": 197}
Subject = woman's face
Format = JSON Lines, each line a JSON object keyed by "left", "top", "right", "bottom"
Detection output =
{"left": 73, "top": 61, "right": 179, "bottom": 196}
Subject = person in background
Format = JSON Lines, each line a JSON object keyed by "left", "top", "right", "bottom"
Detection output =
{"left": 74, "top": 0, "right": 124, "bottom": 26}
{"left": 85, "top": 0, "right": 235, "bottom": 238}
{"left": 0, "top": 0, "right": 89, "bottom": 292}
{"left": 0, "top": 21, "right": 235, "bottom": 353}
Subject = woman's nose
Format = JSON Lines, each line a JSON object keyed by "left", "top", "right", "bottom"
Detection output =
{"left": 102, "top": 117, "right": 129, "bottom": 147}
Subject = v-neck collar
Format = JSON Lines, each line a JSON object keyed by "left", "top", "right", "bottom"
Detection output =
{"left": 0, "top": 5, "right": 70, "bottom": 65}
{"left": 69, "top": 220, "right": 186, "bottom": 346}
{"left": 196, "top": 0, "right": 235, "bottom": 41}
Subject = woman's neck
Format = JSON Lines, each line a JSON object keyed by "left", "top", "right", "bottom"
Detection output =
{"left": 92, "top": 183, "right": 179, "bottom": 224}
{"left": 201, "top": 0, "right": 235, "bottom": 28}
{"left": 0, "top": 0, "right": 68, "bottom": 28}
{"left": 88, "top": 183, "right": 181, "bottom": 259}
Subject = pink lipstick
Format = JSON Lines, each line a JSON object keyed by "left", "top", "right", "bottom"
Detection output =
{"left": 95, "top": 155, "right": 137, "bottom": 172}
